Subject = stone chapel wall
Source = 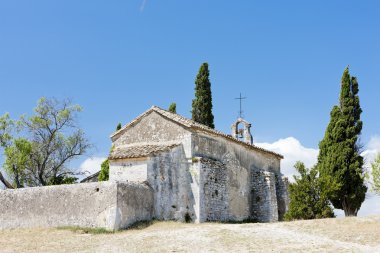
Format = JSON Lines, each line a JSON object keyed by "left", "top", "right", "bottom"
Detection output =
{"left": 146, "top": 145, "right": 196, "bottom": 222}
{"left": 199, "top": 158, "right": 228, "bottom": 221}
{"left": 192, "top": 133, "right": 280, "bottom": 174}
{"left": 113, "top": 111, "right": 190, "bottom": 147}
{"left": 276, "top": 176, "right": 289, "bottom": 221}
{"left": 192, "top": 133, "right": 284, "bottom": 222}
{"left": 250, "top": 170, "right": 279, "bottom": 222}
{"left": 110, "top": 159, "right": 148, "bottom": 182}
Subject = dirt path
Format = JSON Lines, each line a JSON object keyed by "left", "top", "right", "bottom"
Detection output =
{"left": 1, "top": 216, "right": 380, "bottom": 252}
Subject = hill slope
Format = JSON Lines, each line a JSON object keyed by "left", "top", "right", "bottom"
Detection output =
{"left": 1, "top": 216, "right": 380, "bottom": 252}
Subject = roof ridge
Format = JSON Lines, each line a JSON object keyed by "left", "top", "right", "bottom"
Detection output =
{"left": 150, "top": 106, "right": 283, "bottom": 159}
{"left": 111, "top": 105, "right": 283, "bottom": 159}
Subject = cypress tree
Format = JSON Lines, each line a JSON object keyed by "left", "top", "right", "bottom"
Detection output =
{"left": 317, "top": 67, "right": 367, "bottom": 216}
{"left": 192, "top": 63, "right": 214, "bottom": 128}
{"left": 168, "top": 103, "right": 177, "bottom": 113}
{"left": 116, "top": 123, "right": 122, "bottom": 131}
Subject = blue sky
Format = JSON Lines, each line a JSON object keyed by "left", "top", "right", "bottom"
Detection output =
{"left": 1, "top": 1, "right": 380, "bottom": 215}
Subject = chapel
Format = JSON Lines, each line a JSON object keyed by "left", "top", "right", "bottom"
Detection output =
{"left": 107, "top": 106, "right": 289, "bottom": 222}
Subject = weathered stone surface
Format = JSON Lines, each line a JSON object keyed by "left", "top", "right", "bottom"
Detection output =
{"left": 111, "top": 106, "right": 281, "bottom": 159}
{"left": 108, "top": 106, "right": 288, "bottom": 224}
{"left": 199, "top": 158, "right": 228, "bottom": 221}
{"left": 251, "top": 170, "right": 279, "bottom": 222}
{"left": 0, "top": 182, "right": 153, "bottom": 230}
{"left": 112, "top": 111, "right": 190, "bottom": 148}
{"left": 276, "top": 176, "right": 290, "bottom": 221}
{"left": 109, "top": 143, "right": 181, "bottom": 160}
{"left": 193, "top": 133, "right": 280, "bottom": 174}
{"left": 231, "top": 117, "right": 253, "bottom": 145}
{"left": 110, "top": 159, "right": 149, "bottom": 182}
{"left": 147, "top": 145, "right": 196, "bottom": 222}
{"left": 193, "top": 133, "right": 284, "bottom": 222}
{"left": 1, "top": 106, "right": 287, "bottom": 231}
{"left": 115, "top": 182, "right": 154, "bottom": 229}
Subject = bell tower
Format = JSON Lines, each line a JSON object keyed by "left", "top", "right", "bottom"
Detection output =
{"left": 231, "top": 93, "right": 253, "bottom": 145}
{"left": 231, "top": 118, "right": 253, "bottom": 144}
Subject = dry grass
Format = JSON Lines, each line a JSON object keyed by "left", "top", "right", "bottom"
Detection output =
{"left": 1, "top": 216, "right": 380, "bottom": 252}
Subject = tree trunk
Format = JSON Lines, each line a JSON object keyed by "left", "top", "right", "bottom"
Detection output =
{"left": 342, "top": 198, "right": 358, "bottom": 217}
{"left": 13, "top": 164, "right": 23, "bottom": 188}
{"left": 0, "top": 171, "right": 14, "bottom": 189}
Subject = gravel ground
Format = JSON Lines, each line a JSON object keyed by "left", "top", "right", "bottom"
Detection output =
{"left": 1, "top": 216, "right": 380, "bottom": 253}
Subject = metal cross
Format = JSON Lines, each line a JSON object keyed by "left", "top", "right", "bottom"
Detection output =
{"left": 235, "top": 93, "right": 247, "bottom": 118}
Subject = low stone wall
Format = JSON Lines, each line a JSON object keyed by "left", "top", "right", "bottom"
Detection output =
{"left": 0, "top": 181, "right": 153, "bottom": 230}
{"left": 115, "top": 182, "right": 154, "bottom": 228}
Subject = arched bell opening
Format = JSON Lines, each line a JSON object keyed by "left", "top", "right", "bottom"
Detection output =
{"left": 231, "top": 118, "right": 253, "bottom": 145}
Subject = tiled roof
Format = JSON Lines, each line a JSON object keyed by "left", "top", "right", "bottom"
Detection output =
{"left": 109, "top": 143, "right": 181, "bottom": 160}
{"left": 111, "top": 106, "right": 283, "bottom": 159}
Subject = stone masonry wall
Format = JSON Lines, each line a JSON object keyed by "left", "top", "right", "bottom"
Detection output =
{"left": 147, "top": 145, "right": 196, "bottom": 222}
{"left": 192, "top": 133, "right": 281, "bottom": 175}
{"left": 251, "top": 170, "right": 279, "bottom": 222}
{"left": 223, "top": 152, "right": 250, "bottom": 221}
{"left": 193, "top": 133, "right": 287, "bottom": 222}
{"left": 113, "top": 111, "right": 192, "bottom": 158}
{"left": 199, "top": 158, "right": 228, "bottom": 221}
{"left": 0, "top": 182, "right": 153, "bottom": 230}
{"left": 110, "top": 159, "right": 148, "bottom": 182}
{"left": 109, "top": 113, "right": 287, "bottom": 224}
{"left": 115, "top": 182, "right": 154, "bottom": 228}
{"left": 276, "top": 176, "right": 289, "bottom": 221}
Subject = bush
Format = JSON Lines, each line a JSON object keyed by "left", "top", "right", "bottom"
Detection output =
{"left": 285, "top": 162, "right": 334, "bottom": 221}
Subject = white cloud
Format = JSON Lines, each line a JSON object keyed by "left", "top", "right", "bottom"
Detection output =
{"left": 362, "top": 135, "right": 380, "bottom": 169}
{"left": 358, "top": 193, "right": 380, "bottom": 216}
{"left": 367, "top": 135, "right": 380, "bottom": 151}
{"left": 359, "top": 135, "right": 380, "bottom": 217}
{"left": 256, "top": 137, "right": 319, "bottom": 181}
{"left": 79, "top": 157, "right": 107, "bottom": 176}
{"left": 256, "top": 136, "right": 380, "bottom": 217}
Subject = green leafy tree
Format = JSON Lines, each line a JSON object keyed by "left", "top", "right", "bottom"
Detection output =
{"left": 192, "top": 63, "right": 215, "bottom": 128}
{"left": 285, "top": 162, "right": 334, "bottom": 221}
{"left": 317, "top": 67, "right": 367, "bottom": 216}
{"left": 4, "top": 138, "right": 32, "bottom": 188}
{"left": 98, "top": 159, "right": 109, "bottom": 181}
{"left": 0, "top": 97, "right": 91, "bottom": 188}
{"left": 23, "top": 98, "right": 91, "bottom": 186}
{"left": 168, "top": 103, "right": 177, "bottom": 113}
{"left": 0, "top": 113, "right": 13, "bottom": 147}
{"left": 116, "top": 123, "right": 122, "bottom": 131}
{"left": 47, "top": 174, "right": 78, "bottom": 185}
{"left": 371, "top": 153, "right": 380, "bottom": 193}
{"left": 0, "top": 114, "right": 15, "bottom": 188}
